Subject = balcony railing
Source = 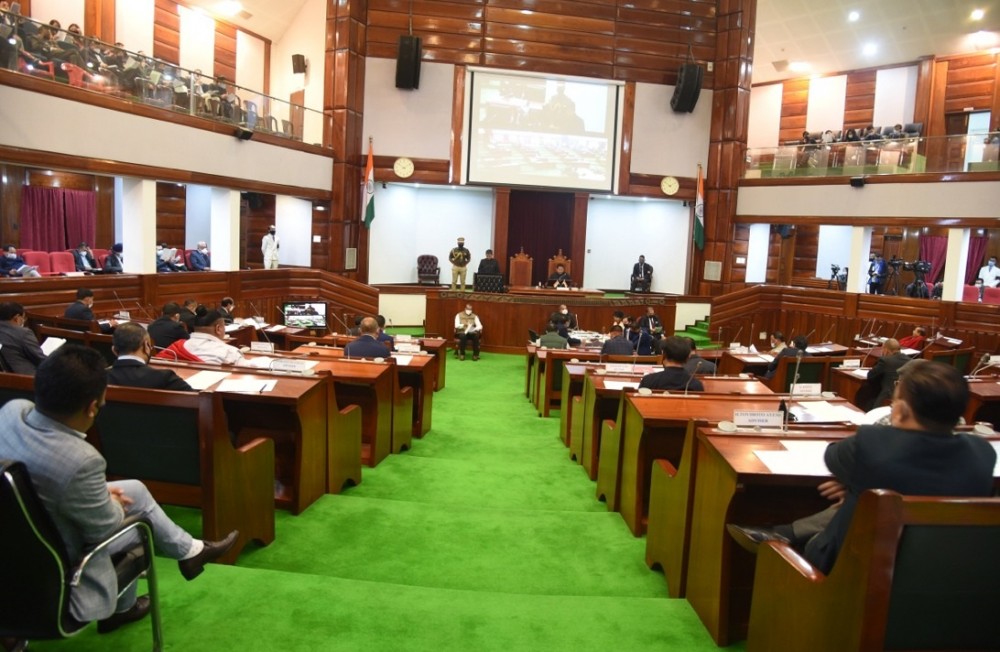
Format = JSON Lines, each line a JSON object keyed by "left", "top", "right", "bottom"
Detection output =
{"left": 0, "top": 9, "right": 328, "bottom": 149}
{"left": 745, "top": 133, "right": 1000, "bottom": 179}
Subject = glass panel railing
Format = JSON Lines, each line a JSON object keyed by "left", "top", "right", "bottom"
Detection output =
{"left": 745, "top": 133, "right": 1000, "bottom": 179}
{"left": 0, "top": 9, "right": 328, "bottom": 149}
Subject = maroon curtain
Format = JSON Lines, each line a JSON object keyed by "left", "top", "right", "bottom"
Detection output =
{"left": 63, "top": 189, "right": 97, "bottom": 249}
{"left": 965, "top": 235, "right": 989, "bottom": 285}
{"left": 918, "top": 235, "right": 948, "bottom": 285}
{"left": 19, "top": 186, "right": 66, "bottom": 251}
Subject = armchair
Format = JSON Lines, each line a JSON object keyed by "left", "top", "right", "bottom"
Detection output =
{"left": 417, "top": 255, "right": 440, "bottom": 285}
{"left": 0, "top": 460, "right": 163, "bottom": 650}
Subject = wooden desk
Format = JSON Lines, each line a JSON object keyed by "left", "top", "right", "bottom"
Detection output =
{"left": 685, "top": 433, "right": 853, "bottom": 646}
{"left": 295, "top": 333, "right": 448, "bottom": 392}
{"left": 828, "top": 367, "right": 876, "bottom": 409}
{"left": 966, "top": 379, "right": 1000, "bottom": 427}
{"left": 534, "top": 349, "right": 602, "bottom": 417}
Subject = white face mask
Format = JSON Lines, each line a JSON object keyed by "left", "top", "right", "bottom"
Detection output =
{"left": 465, "top": 310, "right": 472, "bottom": 315}
{"left": 200, "top": 248, "right": 209, "bottom": 254}
{"left": 560, "top": 309, "right": 567, "bottom": 314}
{"left": 5, "top": 253, "right": 14, "bottom": 259}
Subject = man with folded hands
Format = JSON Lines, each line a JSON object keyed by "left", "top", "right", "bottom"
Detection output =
{"left": 108, "top": 322, "right": 191, "bottom": 391}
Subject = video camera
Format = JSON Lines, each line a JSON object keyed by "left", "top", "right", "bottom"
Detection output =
{"left": 902, "top": 260, "right": 932, "bottom": 274}
{"left": 887, "top": 255, "right": 903, "bottom": 269}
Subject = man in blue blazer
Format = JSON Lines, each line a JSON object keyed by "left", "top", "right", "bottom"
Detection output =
{"left": 0, "top": 301, "right": 46, "bottom": 375}
{"left": 0, "top": 346, "right": 235, "bottom": 633}
{"left": 344, "top": 317, "right": 391, "bottom": 358}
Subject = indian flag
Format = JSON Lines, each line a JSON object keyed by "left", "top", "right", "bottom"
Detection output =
{"left": 363, "top": 140, "right": 375, "bottom": 228}
{"left": 693, "top": 164, "right": 705, "bottom": 251}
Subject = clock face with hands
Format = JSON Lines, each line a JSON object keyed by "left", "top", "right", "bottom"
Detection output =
{"left": 660, "top": 176, "right": 680, "bottom": 195}
{"left": 393, "top": 157, "right": 415, "bottom": 179}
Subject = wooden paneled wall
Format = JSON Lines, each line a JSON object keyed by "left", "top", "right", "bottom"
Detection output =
{"left": 242, "top": 193, "right": 276, "bottom": 269}
{"left": 777, "top": 78, "right": 809, "bottom": 143}
{"left": 155, "top": 182, "right": 186, "bottom": 248}
{"left": 944, "top": 53, "right": 998, "bottom": 115}
{"left": 365, "top": 0, "right": 719, "bottom": 86}
{"left": 214, "top": 21, "right": 237, "bottom": 82}
{"left": 153, "top": 0, "right": 180, "bottom": 63}
{"left": 843, "top": 70, "right": 875, "bottom": 132}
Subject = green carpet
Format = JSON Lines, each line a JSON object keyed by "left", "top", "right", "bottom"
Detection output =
{"left": 32, "top": 352, "right": 741, "bottom": 651}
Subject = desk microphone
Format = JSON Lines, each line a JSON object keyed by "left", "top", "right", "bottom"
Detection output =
{"left": 112, "top": 290, "right": 129, "bottom": 318}
{"left": 821, "top": 323, "right": 835, "bottom": 345}
{"left": 248, "top": 301, "right": 275, "bottom": 349}
{"left": 731, "top": 325, "right": 743, "bottom": 347}
{"left": 889, "top": 323, "right": 903, "bottom": 341}
{"left": 789, "top": 349, "right": 804, "bottom": 398}
{"left": 749, "top": 321, "right": 755, "bottom": 347}
{"left": 328, "top": 311, "right": 351, "bottom": 334}
{"left": 970, "top": 353, "right": 991, "bottom": 377}
{"left": 135, "top": 301, "right": 154, "bottom": 320}
{"left": 684, "top": 360, "right": 703, "bottom": 396}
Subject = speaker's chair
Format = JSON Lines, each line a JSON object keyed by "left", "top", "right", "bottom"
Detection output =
{"left": 473, "top": 273, "right": 505, "bottom": 293}
{"left": 416, "top": 255, "right": 440, "bottom": 285}
{"left": 508, "top": 248, "right": 533, "bottom": 287}
{"left": 547, "top": 249, "right": 572, "bottom": 285}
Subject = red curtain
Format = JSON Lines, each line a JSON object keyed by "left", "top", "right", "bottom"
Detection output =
{"left": 19, "top": 186, "right": 65, "bottom": 251}
{"left": 917, "top": 235, "right": 948, "bottom": 285}
{"left": 63, "top": 189, "right": 97, "bottom": 248}
{"left": 965, "top": 235, "right": 989, "bottom": 285}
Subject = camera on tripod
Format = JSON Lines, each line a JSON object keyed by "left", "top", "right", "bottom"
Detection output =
{"left": 902, "top": 260, "right": 932, "bottom": 274}
{"left": 887, "top": 256, "right": 903, "bottom": 269}
{"left": 830, "top": 264, "right": 840, "bottom": 275}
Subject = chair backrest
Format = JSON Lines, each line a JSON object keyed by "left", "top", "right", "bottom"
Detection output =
{"left": 48, "top": 251, "right": 75, "bottom": 274}
{"left": 983, "top": 286, "right": 1000, "bottom": 305}
{"left": 184, "top": 249, "right": 195, "bottom": 270}
{"left": 0, "top": 460, "right": 83, "bottom": 639}
{"left": 547, "top": 249, "right": 572, "bottom": 280}
{"left": 508, "top": 249, "right": 533, "bottom": 287}
{"left": 21, "top": 251, "right": 51, "bottom": 274}
{"left": 528, "top": 329, "right": 539, "bottom": 343}
{"left": 417, "top": 255, "right": 439, "bottom": 273}
{"left": 963, "top": 284, "right": 982, "bottom": 302}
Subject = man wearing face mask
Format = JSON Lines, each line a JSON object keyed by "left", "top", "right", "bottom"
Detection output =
{"left": 548, "top": 304, "right": 578, "bottom": 331}
{"left": 454, "top": 303, "right": 483, "bottom": 361}
{"left": 0, "top": 302, "right": 46, "bottom": 375}
{"left": 977, "top": 256, "right": 1000, "bottom": 288}
{"left": 189, "top": 241, "right": 211, "bottom": 271}
{"left": 0, "top": 245, "right": 41, "bottom": 277}
{"left": 108, "top": 322, "right": 192, "bottom": 391}
{"left": 262, "top": 225, "right": 280, "bottom": 269}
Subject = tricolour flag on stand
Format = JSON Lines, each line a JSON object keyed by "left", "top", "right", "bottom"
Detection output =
{"left": 363, "top": 140, "right": 375, "bottom": 229}
{"left": 693, "top": 164, "right": 705, "bottom": 251}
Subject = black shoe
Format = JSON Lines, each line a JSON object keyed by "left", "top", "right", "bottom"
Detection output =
{"left": 178, "top": 530, "right": 238, "bottom": 580}
{"left": 726, "top": 524, "right": 790, "bottom": 554}
{"left": 97, "top": 595, "right": 151, "bottom": 634}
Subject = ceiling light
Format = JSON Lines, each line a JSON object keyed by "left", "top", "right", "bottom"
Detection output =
{"left": 788, "top": 61, "right": 811, "bottom": 72}
{"left": 848, "top": 10, "right": 860, "bottom": 22}
{"left": 971, "top": 8, "right": 985, "bottom": 21}
{"left": 216, "top": 1, "right": 243, "bottom": 17}
{"left": 862, "top": 43, "right": 878, "bottom": 56}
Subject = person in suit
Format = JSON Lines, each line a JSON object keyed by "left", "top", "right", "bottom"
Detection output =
{"left": 219, "top": 297, "right": 235, "bottom": 324}
{"left": 631, "top": 255, "right": 653, "bottom": 292}
{"left": 0, "top": 345, "right": 237, "bottom": 630}
{"left": 145, "top": 302, "right": 190, "bottom": 351}
{"left": 765, "top": 334, "right": 808, "bottom": 379}
{"left": 477, "top": 249, "right": 500, "bottom": 275}
{"left": 549, "top": 304, "right": 578, "bottom": 331}
{"left": 65, "top": 287, "right": 98, "bottom": 320}
{"left": 627, "top": 320, "right": 655, "bottom": 356}
{"left": 0, "top": 301, "right": 46, "bottom": 375}
{"left": 538, "top": 323, "right": 568, "bottom": 350}
{"left": 178, "top": 298, "right": 198, "bottom": 332}
{"left": 683, "top": 337, "right": 717, "bottom": 375}
{"left": 72, "top": 242, "right": 99, "bottom": 272}
{"left": 108, "top": 322, "right": 192, "bottom": 391}
{"left": 600, "top": 324, "right": 634, "bottom": 356}
{"left": 548, "top": 264, "right": 571, "bottom": 288}
{"left": 768, "top": 331, "right": 787, "bottom": 355}
{"left": 727, "top": 361, "right": 996, "bottom": 574}
{"left": 639, "top": 336, "right": 703, "bottom": 391}
{"left": 867, "top": 253, "right": 886, "bottom": 294}
{"left": 0, "top": 245, "right": 40, "bottom": 277}
{"left": 865, "top": 338, "right": 911, "bottom": 409}
{"left": 375, "top": 314, "right": 395, "bottom": 352}
{"left": 103, "top": 243, "right": 124, "bottom": 273}
{"left": 345, "top": 317, "right": 392, "bottom": 358}
{"left": 637, "top": 306, "right": 663, "bottom": 338}
{"left": 453, "top": 304, "right": 483, "bottom": 361}
{"left": 189, "top": 241, "right": 211, "bottom": 271}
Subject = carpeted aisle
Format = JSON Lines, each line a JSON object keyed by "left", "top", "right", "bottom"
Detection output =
{"left": 32, "top": 352, "right": 740, "bottom": 651}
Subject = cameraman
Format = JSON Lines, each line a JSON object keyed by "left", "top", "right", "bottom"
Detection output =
{"left": 867, "top": 253, "right": 886, "bottom": 294}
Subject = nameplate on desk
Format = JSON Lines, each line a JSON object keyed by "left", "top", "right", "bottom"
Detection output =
{"left": 270, "top": 359, "right": 313, "bottom": 373}
{"left": 790, "top": 383, "right": 822, "bottom": 396}
{"left": 396, "top": 334, "right": 413, "bottom": 342}
{"left": 840, "top": 359, "right": 861, "bottom": 368}
{"left": 396, "top": 342, "right": 421, "bottom": 353}
{"left": 733, "top": 410, "right": 784, "bottom": 428}
{"left": 115, "top": 311, "right": 130, "bottom": 320}
{"left": 605, "top": 363, "right": 634, "bottom": 373}
{"left": 250, "top": 341, "right": 275, "bottom": 353}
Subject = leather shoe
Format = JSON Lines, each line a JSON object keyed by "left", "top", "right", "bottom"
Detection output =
{"left": 726, "top": 524, "right": 790, "bottom": 554}
{"left": 178, "top": 530, "right": 238, "bottom": 580}
{"left": 97, "top": 595, "right": 150, "bottom": 634}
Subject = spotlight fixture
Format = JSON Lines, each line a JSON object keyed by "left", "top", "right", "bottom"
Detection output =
{"left": 971, "top": 8, "right": 985, "bottom": 21}
{"left": 849, "top": 176, "right": 865, "bottom": 188}
{"left": 848, "top": 10, "right": 860, "bottom": 22}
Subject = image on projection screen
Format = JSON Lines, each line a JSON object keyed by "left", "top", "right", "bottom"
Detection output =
{"left": 466, "top": 71, "right": 620, "bottom": 192}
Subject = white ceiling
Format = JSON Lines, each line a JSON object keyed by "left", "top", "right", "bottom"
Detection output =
{"left": 186, "top": 0, "right": 1000, "bottom": 85}
{"left": 753, "top": 0, "right": 1000, "bottom": 84}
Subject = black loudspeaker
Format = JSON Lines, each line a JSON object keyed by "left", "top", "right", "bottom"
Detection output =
{"left": 850, "top": 176, "right": 866, "bottom": 188}
{"left": 395, "top": 35, "right": 422, "bottom": 90}
{"left": 235, "top": 127, "right": 254, "bottom": 141}
{"left": 291, "top": 54, "right": 306, "bottom": 74}
{"left": 670, "top": 63, "right": 704, "bottom": 113}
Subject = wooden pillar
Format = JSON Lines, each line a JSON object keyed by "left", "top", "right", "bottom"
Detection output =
{"left": 493, "top": 188, "right": 510, "bottom": 276}
{"left": 697, "top": 0, "right": 756, "bottom": 295}
{"left": 324, "top": 0, "right": 367, "bottom": 279}
{"left": 571, "top": 192, "right": 588, "bottom": 283}
{"left": 84, "top": 0, "right": 115, "bottom": 43}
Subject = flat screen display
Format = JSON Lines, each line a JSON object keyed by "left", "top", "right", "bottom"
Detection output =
{"left": 466, "top": 70, "right": 622, "bottom": 192}
{"left": 283, "top": 301, "right": 327, "bottom": 329}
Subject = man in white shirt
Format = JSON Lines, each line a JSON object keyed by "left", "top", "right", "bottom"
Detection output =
{"left": 977, "top": 256, "right": 1000, "bottom": 288}
{"left": 454, "top": 303, "right": 483, "bottom": 361}
{"left": 182, "top": 307, "right": 249, "bottom": 366}
{"left": 261, "top": 225, "right": 279, "bottom": 269}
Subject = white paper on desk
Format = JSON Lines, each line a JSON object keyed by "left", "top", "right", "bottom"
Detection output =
{"left": 244, "top": 356, "right": 274, "bottom": 369}
{"left": 185, "top": 370, "right": 230, "bottom": 390}
{"left": 396, "top": 343, "right": 420, "bottom": 353}
{"left": 779, "top": 439, "right": 834, "bottom": 454}
{"left": 851, "top": 368, "right": 870, "bottom": 378}
{"left": 224, "top": 323, "right": 243, "bottom": 333}
{"left": 266, "top": 324, "right": 285, "bottom": 332}
{"left": 755, "top": 449, "right": 831, "bottom": 476}
{"left": 741, "top": 355, "right": 771, "bottom": 364}
{"left": 603, "top": 380, "right": 640, "bottom": 391}
{"left": 216, "top": 378, "right": 276, "bottom": 393}
{"left": 791, "top": 400, "right": 858, "bottom": 423}
{"left": 396, "top": 334, "right": 413, "bottom": 342}
{"left": 392, "top": 355, "right": 414, "bottom": 366}
{"left": 992, "top": 442, "right": 1000, "bottom": 477}
{"left": 806, "top": 346, "right": 831, "bottom": 353}
{"left": 41, "top": 337, "right": 66, "bottom": 356}
{"left": 901, "top": 348, "right": 920, "bottom": 356}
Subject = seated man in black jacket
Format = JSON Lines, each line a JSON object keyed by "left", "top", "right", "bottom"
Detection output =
{"left": 147, "top": 302, "right": 190, "bottom": 350}
{"left": 108, "top": 322, "right": 192, "bottom": 391}
{"left": 639, "top": 336, "right": 703, "bottom": 391}
{"left": 477, "top": 249, "right": 500, "bottom": 275}
{"left": 72, "top": 242, "right": 99, "bottom": 272}
{"left": 765, "top": 334, "right": 808, "bottom": 379}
